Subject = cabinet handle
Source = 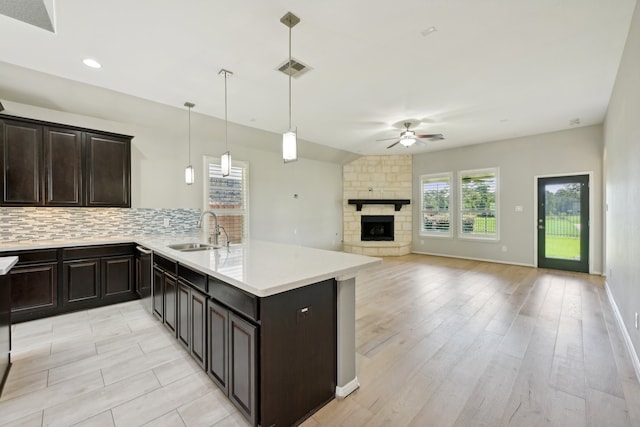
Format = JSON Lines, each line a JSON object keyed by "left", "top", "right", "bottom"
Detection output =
{"left": 136, "top": 246, "right": 152, "bottom": 255}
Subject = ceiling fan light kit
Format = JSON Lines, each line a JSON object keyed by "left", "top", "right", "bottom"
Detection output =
{"left": 381, "top": 121, "right": 445, "bottom": 149}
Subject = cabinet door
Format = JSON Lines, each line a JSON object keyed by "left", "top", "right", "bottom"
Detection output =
{"left": 85, "top": 133, "right": 131, "bottom": 207}
{"left": 136, "top": 257, "right": 142, "bottom": 296}
{"left": 164, "top": 273, "right": 177, "bottom": 335}
{"left": 207, "top": 300, "right": 228, "bottom": 393}
{"left": 136, "top": 251, "right": 152, "bottom": 298}
{"left": 10, "top": 262, "right": 58, "bottom": 314}
{"left": 43, "top": 127, "right": 83, "bottom": 206}
{"left": 63, "top": 259, "right": 100, "bottom": 305}
{"left": 0, "top": 119, "right": 42, "bottom": 205}
{"left": 177, "top": 281, "right": 190, "bottom": 349}
{"left": 190, "top": 288, "right": 207, "bottom": 369}
{"left": 102, "top": 256, "right": 133, "bottom": 298}
{"left": 153, "top": 267, "right": 164, "bottom": 321}
{"left": 229, "top": 312, "right": 257, "bottom": 426}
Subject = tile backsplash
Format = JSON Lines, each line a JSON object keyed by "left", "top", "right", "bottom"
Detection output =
{"left": 0, "top": 207, "right": 200, "bottom": 242}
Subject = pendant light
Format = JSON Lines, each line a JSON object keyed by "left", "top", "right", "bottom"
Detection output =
{"left": 219, "top": 69, "right": 233, "bottom": 177}
{"left": 281, "top": 11, "right": 300, "bottom": 163}
{"left": 184, "top": 102, "right": 195, "bottom": 185}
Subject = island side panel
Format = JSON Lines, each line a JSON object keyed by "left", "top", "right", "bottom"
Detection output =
{"left": 260, "top": 278, "right": 337, "bottom": 427}
{"left": 336, "top": 276, "right": 358, "bottom": 398}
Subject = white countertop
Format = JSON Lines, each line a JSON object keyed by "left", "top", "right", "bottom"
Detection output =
{"left": 0, "top": 235, "right": 381, "bottom": 297}
{"left": 0, "top": 256, "right": 19, "bottom": 275}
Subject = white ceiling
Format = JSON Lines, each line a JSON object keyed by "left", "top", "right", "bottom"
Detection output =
{"left": 0, "top": 0, "right": 636, "bottom": 155}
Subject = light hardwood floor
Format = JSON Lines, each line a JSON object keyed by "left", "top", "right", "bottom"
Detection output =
{"left": 1, "top": 254, "right": 639, "bottom": 426}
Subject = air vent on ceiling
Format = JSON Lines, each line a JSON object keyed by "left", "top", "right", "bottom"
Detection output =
{"left": 276, "top": 58, "right": 311, "bottom": 78}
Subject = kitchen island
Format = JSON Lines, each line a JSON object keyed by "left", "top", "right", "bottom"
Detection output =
{"left": 0, "top": 236, "right": 380, "bottom": 426}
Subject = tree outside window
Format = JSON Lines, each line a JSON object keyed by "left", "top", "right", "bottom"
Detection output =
{"left": 459, "top": 168, "right": 499, "bottom": 239}
{"left": 420, "top": 173, "right": 452, "bottom": 237}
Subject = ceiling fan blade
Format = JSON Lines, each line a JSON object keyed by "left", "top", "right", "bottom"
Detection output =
{"left": 386, "top": 140, "right": 401, "bottom": 149}
{"left": 416, "top": 134, "right": 445, "bottom": 140}
{"left": 376, "top": 136, "right": 400, "bottom": 142}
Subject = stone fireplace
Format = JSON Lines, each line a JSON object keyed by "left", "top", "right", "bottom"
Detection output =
{"left": 342, "top": 155, "right": 412, "bottom": 256}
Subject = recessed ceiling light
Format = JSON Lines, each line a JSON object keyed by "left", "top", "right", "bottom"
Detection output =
{"left": 82, "top": 58, "right": 102, "bottom": 69}
{"left": 421, "top": 26, "right": 437, "bottom": 36}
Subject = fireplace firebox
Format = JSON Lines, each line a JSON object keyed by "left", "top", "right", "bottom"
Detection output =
{"left": 361, "top": 215, "right": 394, "bottom": 241}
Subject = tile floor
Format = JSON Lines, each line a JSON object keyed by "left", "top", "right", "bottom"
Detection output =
{"left": 0, "top": 301, "right": 251, "bottom": 426}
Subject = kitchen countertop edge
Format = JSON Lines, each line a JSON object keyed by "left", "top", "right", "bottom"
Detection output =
{"left": 0, "top": 256, "right": 19, "bottom": 276}
{"left": 0, "top": 235, "right": 381, "bottom": 297}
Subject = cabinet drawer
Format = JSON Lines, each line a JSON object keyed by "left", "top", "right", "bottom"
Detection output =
{"left": 63, "top": 244, "right": 134, "bottom": 260}
{"left": 208, "top": 276, "right": 259, "bottom": 322}
{"left": 154, "top": 253, "right": 177, "bottom": 275}
{"left": 178, "top": 264, "right": 207, "bottom": 293}
{"left": 14, "top": 249, "right": 58, "bottom": 264}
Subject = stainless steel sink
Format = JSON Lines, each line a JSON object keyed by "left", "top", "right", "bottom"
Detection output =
{"left": 167, "top": 242, "right": 221, "bottom": 252}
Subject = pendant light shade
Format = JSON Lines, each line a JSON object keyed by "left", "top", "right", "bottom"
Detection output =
{"left": 219, "top": 69, "right": 233, "bottom": 177}
{"left": 184, "top": 102, "right": 195, "bottom": 185}
{"left": 221, "top": 151, "right": 231, "bottom": 177}
{"left": 185, "top": 165, "right": 195, "bottom": 184}
{"left": 283, "top": 130, "right": 297, "bottom": 162}
{"left": 281, "top": 12, "right": 300, "bottom": 163}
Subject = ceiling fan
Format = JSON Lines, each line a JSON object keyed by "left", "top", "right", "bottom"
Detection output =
{"left": 377, "top": 122, "right": 444, "bottom": 149}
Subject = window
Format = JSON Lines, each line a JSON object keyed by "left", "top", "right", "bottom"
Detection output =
{"left": 458, "top": 168, "right": 498, "bottom": 239}
{"left": 203, "top": 156, "right": 249, "bottom": 244}
{"left": 420, "top": 173, "right": 452, "bottom": 237}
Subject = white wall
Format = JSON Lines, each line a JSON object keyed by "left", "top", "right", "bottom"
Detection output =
{"left": 412, "top": 125, "right": 603, "bottom": 271}
{"left": 604, "top": 1, "right": 640, "bottom": 368}
{"left": 1, "top": 99, "right": 345, "bottom": 250}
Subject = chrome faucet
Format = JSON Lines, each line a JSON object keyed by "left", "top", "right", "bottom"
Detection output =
{"left": 197, "top": 210, "right": 220, "bottom": 246}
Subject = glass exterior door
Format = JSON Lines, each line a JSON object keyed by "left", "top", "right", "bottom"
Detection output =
{"left": 537, "top": 175, "right": 589, "bottom": 273}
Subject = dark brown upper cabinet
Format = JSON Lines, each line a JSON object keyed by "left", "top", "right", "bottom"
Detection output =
{"left": 0, "top": 115, "right": 132, "bottom": 207}
{"left": 44, "top": 127, "right": 83, "bottom": 206}
{"left": 85, "top": 133, "right": 130, "bottom": 207}
{"left": 0, "top": 119, "right": 43, "bottom": 205}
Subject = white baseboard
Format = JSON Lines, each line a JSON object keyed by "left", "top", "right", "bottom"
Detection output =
{"left": 335, "top": 377, "right": 359, "bottom": 399}
{"left": 604, "top": 281, "right": 640, "bottom": 383}
{"left": 411, "top": 250, "right": 534, "bottom": 268}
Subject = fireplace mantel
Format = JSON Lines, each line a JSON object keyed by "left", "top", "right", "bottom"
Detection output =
{"left": 347, "top": 199, "right": 411, "bottom": 212}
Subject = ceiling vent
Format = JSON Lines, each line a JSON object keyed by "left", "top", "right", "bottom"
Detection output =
{"left": 276, "top": 58, "right": 311, "bottom": 78}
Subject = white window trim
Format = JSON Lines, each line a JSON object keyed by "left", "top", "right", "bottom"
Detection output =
{"left": 202, "top": 155, "right": 250, "bottom": 241}
{"left": 457, "top": 167, "right": 500, "bottom": 241}
{"left": 419, "top": 172, "right": 453, "bottom": 238}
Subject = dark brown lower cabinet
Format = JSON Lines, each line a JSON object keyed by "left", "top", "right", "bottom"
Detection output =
{"left": 10, "top": 262, "right": 58, "bottom": 321}
{"left": 260, "top": 279, "right": 337, "bottom": 427}
{"left": 177, "top": 281, "right": 190, "bottom": 348}
{"left": 63, "top": 259, "right": 99, "bottom": 305}
{"left": 63, "top": 255, "right": 133, "bottom": 306}
{"left": 152, "top": 267, "right": 164, "bottom": 321}
{"left": 163, "top": 273, "right": 177, "bottom": 335}
{"left": 102, "top": 256, "right": 133, "bottom": 298}
{"left": 189, "top": 288, "right": 207, "bottom": 369}
{"left": 206, "top": 300, "right": 257, "bottom": 425}
{"left": 62, "top": 247, "right": 134, "bottom": 309}
{"left": 229, "top": 312, "right": 257, "bottom": 426}
{"left": 207, "top": 299, "right": 229, "bottom": 393}
{"left": 177, "top": 280, "right": 207, "bottom": 368}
